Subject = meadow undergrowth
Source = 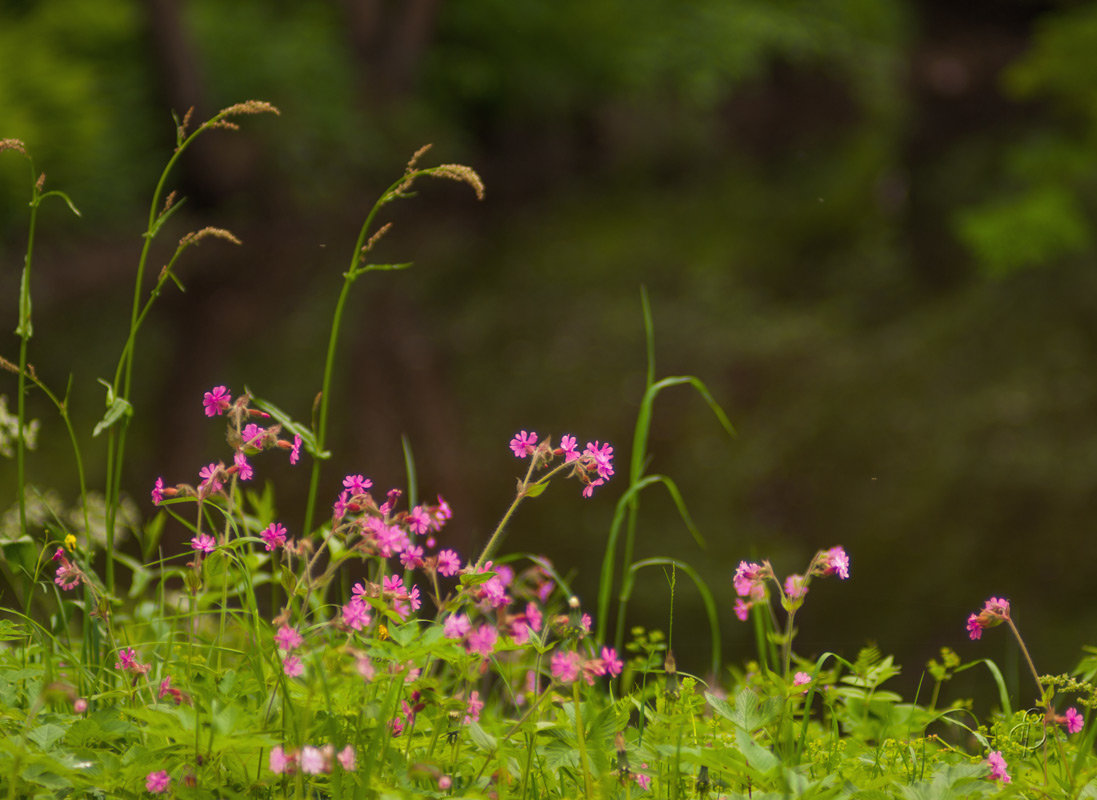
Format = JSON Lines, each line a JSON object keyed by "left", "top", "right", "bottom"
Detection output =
{"left": 2, "top": 105, "right": 1097, "bottom": 799}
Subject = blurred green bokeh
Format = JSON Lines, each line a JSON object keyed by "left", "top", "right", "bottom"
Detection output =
{"left": 3, "top": 0, "right": 1097, "bottom": 705}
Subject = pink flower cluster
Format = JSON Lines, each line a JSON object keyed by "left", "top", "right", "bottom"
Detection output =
{"left": 115, "top": 646, "right": 151, "bottom": 676}
{"left": 269, "top": 743, "right": 356, "bottom": 775}
{"left": 508, "top": 430, "right": 615, "bottom": 497}
{"left": 275, "top": 625, "right": 305, "bottom": 677}
{"left": 145, "top": 770, "right": 170, "bottom": 793}
{"left": 550, "top": 646, "right": 623, "bottom": 685}
{"left": 965, "top": 597, "right": 1010, "bottom": 640}
{"left": 733, "top": 546, "right": 850, "bottom": 621}
{"left": 152, "top": 386, "right": 302, "bottom": 508}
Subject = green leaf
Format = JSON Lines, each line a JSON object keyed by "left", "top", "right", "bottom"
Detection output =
{"left": 247, "top": 390, "right": 329, "bottom": 459}
{"left": 467, "top": 720, "right": 497, "bottom": 752}
{"left": 92, "top": 379, "right": 132, "bottom": 437}
{"left": 40, "top": 189, "right": 81, "bottom": 218}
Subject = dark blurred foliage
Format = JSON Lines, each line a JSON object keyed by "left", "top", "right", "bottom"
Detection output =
{"left": 2, "top": 0, "right": 1096, "bottom": 704}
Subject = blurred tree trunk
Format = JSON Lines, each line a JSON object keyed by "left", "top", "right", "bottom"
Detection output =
{"left": 337, "top": 0, "right": 443, "bottom": 101}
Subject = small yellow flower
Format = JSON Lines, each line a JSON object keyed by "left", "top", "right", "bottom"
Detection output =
{"left": 64, "top": 534, "right": 77, "bottom": 551}
{"left": 378, "top": 623, "right": 389, "bottom": 641}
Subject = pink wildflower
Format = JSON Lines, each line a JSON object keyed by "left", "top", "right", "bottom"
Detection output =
{"left": 198, "top": 462, "right": 224, "bottom": 495}
{"left": 1064, "top": 707, "right": 1085, "bottom": 734}
{"left": 53, "top": 551, "right": 81, "bottom": 591}
{"left": 601, "top": 646, "right": 623, "bottom": 677}
{"left": 464, "top": 690, "right": 484, "bottom": 724}
{"left": 816, "top": 546, "right": 850, "bottom": 579}
{"left": 525, "top": 602, "right": 543, "bottom": 632}
{"left": 300, "top": 745, "right": 326, "bottom": 775}
{"left": 356, "top": 656, "right": 375, "bottom": 681}
{"left": 734, "top": 598, "right": 752, "bottom": 622}
{"left": 233, "top": 451, "right": 253, "bottom": 481}
{"left": 337, "top": 745, "right": 356, "bottom": 771}
{"left": 274, "top": 625, "right": 303, "bottom": 651}
{"left": 260, "top": 522, "right": 287, "bottom": 551}
{"left": 444, "top": 613, "right": 471, "bottom": 640}
{"left": 551, "top": 649, "right": 581, "bottom": 684}
{"left": 269, "top": 745, "right": 294, "bottom": 774}
{"left": 987, "top": 750, "right": 1010, "bottom": 783}
{"left": 437, "top": 549, "right": 461, "bottom": 577}
{"left": 439, "top": 775, "right": 452, "bottom": 790}
{"left": 784, "top": 573, "right": 808, "bottom": 600}
{"left": 407, "top": 506, "right": 430, "bottom": 535}
{"left": 343, "top": 474, "right": 373, "bottom": 495}
{"left": 733, "top": 561, "right": 767, "bottom": 598}
{"left": 509, "top": 430, "right": 538, "bottom": 457}
{"left": 283, "top": 656, "right": 303, "bottom": 677}
{"left": 967, "top": 596, "right": 1011, "bottom": 640}
{"left": 466, "top": 624, "right": 498, "bottom": 657}
{"left": 400, "top": 544, "right": 424, "bottom": 570}
{"left": 191, "top": 533, "right": 216, "bottom": 554}
{"left": 146, "top": 770, "right": 171, "bottom": 793}
{"left": 74, "top": 698, "right": 88, "bottom": 713}
{"left": 151, "top": 477, "right": 164, "bottom": 505}
{"left": 793, "top": 672, "right": 812, "bottom": 694}
{"left": 290, "top": 434, "right": 302, "bottom": 464}
{"left": 115, "top": 647, "right": 138, "bottom": 671}
{"left": 635, "top": 764, "right": 652, "bottom": 790}
{"left": 202, "top": 385, "right": 231, "bottom": 417}
{"left": 343, "top": 598, "right": 371, "bottom": 631}
{"left": 559, "top": 434, "right": 580, "bottom": 461}
{"left": 583, "top": 440, "right": 614, "bottom": 479}
{"left": 241, "top": 423, "right": 266, "bottom": 448}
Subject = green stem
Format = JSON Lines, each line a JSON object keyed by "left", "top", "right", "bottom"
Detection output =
{"left": 572, "top": 681, "right": 595, "bottom": 798}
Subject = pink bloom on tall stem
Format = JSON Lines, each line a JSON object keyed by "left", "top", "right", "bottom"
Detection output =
{"left": 444, "top": 613, "right": 471, "bottom": 640}
{"left": 202, "top": 385, "right": 231, "bottom": 417}
{"left": 581, "top": 477, "right": 605, "bottom": 498}
{"left": 986, "top": 751, "right": 1011, "bottom": 783}
{"left": 967, "top": 596, "right": 1011, "bottom": 640}
{"left": 198, "top": 462, "right": 224, "bottom": 495}
{"left": 146, "top": 770, "right": 171, "bottom": 793}
{"left": 733, "top": 561, "right": 766, "bottom": 598}
{"left": 151, "top": 477, "right": 164, "bottom": 505}
{"left": 261, "top": 522, "right": 287, "bottom": 551}
{"left": 734, "top": 598, "right": 752, "bottom": 622}
{"left": 191, "top": 533, "right": 216, "bottom": 554}
{"left": 559, "top": 434, "right": 580, "bottom": 461}
{"left": 551, "top": 649, "right": 581, "bottom": 683}
{"left": 509, "top": 430, "right": 538, "bottom": 457}
{"left": 53, "top": 551, "right": 81, "bottom": 591}
{"left": 601, "top": 647, "right": 623, "bottom": 677}
{"left": 290, "top": 434, "right": 302, "bottom": 464}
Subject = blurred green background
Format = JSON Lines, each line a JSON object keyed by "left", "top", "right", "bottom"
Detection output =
{"left": 3, "top": 0, "right": 1097, "bottom": 703}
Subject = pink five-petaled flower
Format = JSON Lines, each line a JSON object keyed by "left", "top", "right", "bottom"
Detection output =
{"left": 343, "top": 598, "right": 371, "bottom": 631}
{"left": 151, "top": 477, "right": 164, "bottom": 505}
{"left": 1064, "top": 707, "right": 1085, "bottom": 734}
{"left": 283, "top": 655, "right": 304, "bottom": 677}
{"left": 261, "top": 522, "right": 288, "bottom": 551}
{"left": 551, "top": 649, "right": 581, "bottom": 684}
{"left": 987, "top": 750, "right": 1011, "bottom": 783}
{"left": 966, "top": 596, "right": 1011, "bottom": 641}
{"left": 509, "top": 430, "right": 538, "bottom": 458}
{"left": 436, "top": 549, "right": 461, "bottom": 577}
{"left": 191, "top": 533, "right": 216, "bottom": 554}
{"left": 601, "top": 646, "right": 623, "bottom": 677}
{"left": 274, "top": 625, "right": 303, "bottom": 651}
{"left": 784, "top": 573, "right": 808, "bottom": 601}
{"left": 146, "top": 770, "right": 171, "bottom": 793}
{"left": 198, "top": 462, "right": 224, "bottom": 496}
{"left": 202, "top": 385, "right": 231, "bottom": 417}
{"left": 444, "top": 613, "right": 471, "bottom": 640}
{"left": 299, "top": 745, "right": 327, "bottom": 775}
{"left": 559, "top": 434, "right": 580, "bottom": 462}
{"left": 241, "top": 423, "right": 266, "bottom": 448}
{"left": 343, "top": 474, "right": 373, "bottom": 495}
{"left": 233, "top": 451, "right": 253, "bottom": 481}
